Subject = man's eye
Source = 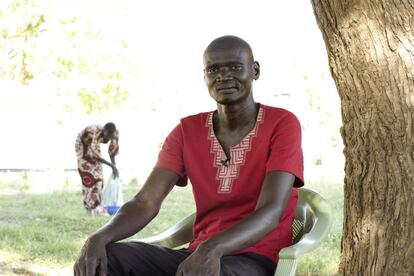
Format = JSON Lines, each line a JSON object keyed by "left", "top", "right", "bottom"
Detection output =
{"left": 231, "top": 65, "right": 242, "bottom": 70}
{"left": 207, "top": 67, "right": 218, "bottom": 74}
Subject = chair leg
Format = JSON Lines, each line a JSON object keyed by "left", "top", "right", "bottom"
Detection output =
{"left": 274, "top": 258, "right": 299, "bottom": 276}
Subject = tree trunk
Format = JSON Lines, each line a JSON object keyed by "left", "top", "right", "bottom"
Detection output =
{"left": 310, "top": 1, "right": 414, "bottom": 275}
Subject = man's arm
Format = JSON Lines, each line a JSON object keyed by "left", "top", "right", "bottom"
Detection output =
{"left": 95, "top": 168, "right": 179, "bottom": 242}
{"left": 74, "top": 168, "right": 180, "bottom": 276}
{"left": 176, "top": 170, "right": 295, "bottom": 276}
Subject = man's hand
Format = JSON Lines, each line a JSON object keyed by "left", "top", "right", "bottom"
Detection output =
{"left": 175, "top": 247, "right": 221, "bottom": 276}
{"left": 74, "top": 235, "right": 108, "bottom": 276}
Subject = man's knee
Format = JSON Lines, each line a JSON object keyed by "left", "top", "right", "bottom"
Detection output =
{"left": 220, "top": 254, "right": 275, "bottom": 276}
{"left": 106, "top": 242, "right": 123, "bottom": 260}
{"left": 106, "top": 242, "right": 191, "bottom": 276}
{"left": 106, "top": 242, "right": 148, "bottom": 263}
{"left": 106, "top": 242, "right": 153, "bottom": 275}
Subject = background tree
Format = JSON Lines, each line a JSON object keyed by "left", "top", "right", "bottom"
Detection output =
{"left": 311, "top": 1, "right": 414, "bottom": 275}
{"left": 0, "top": 0, "right": 134, "bottom": 115}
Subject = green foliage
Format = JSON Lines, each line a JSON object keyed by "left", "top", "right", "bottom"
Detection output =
{"left": 77, "top": 83, "right": 128, "bottom": 114}
{"left": 19, "top": 171, "right": 30, "bottom": 192}
{"left": 128, "top": 176, "right": 139, "bottom": 186}
{"left": 0, "top": 0, "right": 136, "bottom": 114}
{"left": 0, "top": 0, "right": 45, "bottom": 84}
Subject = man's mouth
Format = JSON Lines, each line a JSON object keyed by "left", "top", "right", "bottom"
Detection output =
{"left": 217, "top": 86, "right": 237, "bottom": 92}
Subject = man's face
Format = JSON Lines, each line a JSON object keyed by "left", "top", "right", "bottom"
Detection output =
{"left": 203, "top": 45, "right": 259, "bottom": 105}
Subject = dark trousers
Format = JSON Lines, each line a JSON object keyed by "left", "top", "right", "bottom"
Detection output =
{"left": 106, "top": 242, "right": 276, "bottom": 276}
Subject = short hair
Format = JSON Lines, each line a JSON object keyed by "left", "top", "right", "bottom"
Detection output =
{"left": 104, "top": 122, "right": 117, "bottom": 134}
{"left": 204, "top": 35, "right": 255, "bottom": 61}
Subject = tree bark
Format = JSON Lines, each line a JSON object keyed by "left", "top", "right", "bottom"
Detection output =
{"left": 310, "top": 1, "right": 414, "bottom": 275}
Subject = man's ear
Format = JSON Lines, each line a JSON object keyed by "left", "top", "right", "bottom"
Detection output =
{"left": 253, "top": 61, "right": 260, "bottom": 80}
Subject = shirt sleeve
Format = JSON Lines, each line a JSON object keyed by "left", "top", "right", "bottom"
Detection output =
{"left": 155, "top": 123, "right": 188, "bottom": 186}
{"left": 266, "top": 112, "right": 304, "bottom": 187}
{"left": 108, "top": 130, "right": 119, "bottom": 156}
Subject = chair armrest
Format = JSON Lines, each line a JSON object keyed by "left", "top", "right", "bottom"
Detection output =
{"left": 138, "top": 213, "right": 195, "bottom": 248}
{"left": 279, "top": 210, "right": 332, "bottom": 259}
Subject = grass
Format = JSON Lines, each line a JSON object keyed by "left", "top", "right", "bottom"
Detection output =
{"left": 0, "top": 171, "right": 343, "bottom": 275}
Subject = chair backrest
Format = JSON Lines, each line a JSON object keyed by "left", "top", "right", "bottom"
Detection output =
{"left": 143, "top": 187, "right": 330, "bottom": 250}
{"left": 291, "top": 187, "right": 329, "bottom": 244}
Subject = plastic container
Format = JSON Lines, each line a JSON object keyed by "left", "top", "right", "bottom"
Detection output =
{"left": 105, "top": 205, "right": 120, "bottom": 215}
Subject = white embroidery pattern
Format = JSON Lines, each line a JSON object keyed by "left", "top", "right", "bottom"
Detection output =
{"left": 206, "top": 108, "right": 264, "bottom": 193}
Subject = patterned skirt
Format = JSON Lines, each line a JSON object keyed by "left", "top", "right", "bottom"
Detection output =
{"left": 76, "top": 146, "right": 104, "bottom": 210}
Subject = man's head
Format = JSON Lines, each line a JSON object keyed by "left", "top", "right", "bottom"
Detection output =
{"left": 103, "top": 122, "right": 117, "bottom": 143}
{"left": 203, "top": 35, "right": 260, "bottom": 105}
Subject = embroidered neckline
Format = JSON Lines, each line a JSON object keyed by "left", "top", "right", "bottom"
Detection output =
{"left": 206, "top": 106, "right": 265, "bottom": 193}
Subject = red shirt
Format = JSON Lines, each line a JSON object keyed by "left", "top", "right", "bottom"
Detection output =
{"left": 155, "top": 103, "right": 304, "bottom": 262}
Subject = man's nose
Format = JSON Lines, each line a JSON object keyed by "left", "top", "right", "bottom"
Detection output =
{"left": 217, "top": 67, "right": 232, "bottom": 81}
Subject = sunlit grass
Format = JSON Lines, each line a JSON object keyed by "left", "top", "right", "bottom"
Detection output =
{"left": 0, "top": 175, "right": 195, "bottom": 275}
{"left": 0, "top": 173, "right": 342, "bottom": 275}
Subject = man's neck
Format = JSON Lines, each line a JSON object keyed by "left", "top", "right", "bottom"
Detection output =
{"left": 216, "top": 100, "right": 258, "bottom": 132}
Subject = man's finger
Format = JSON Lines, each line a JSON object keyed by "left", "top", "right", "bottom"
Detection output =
{"left": 175, "top": 266, "right": 185, "bottom": 276}
{"left": 85, "top": 259, "right": 97, "bottom": 276}
{"left": 78, "top": 260, "right": 86, "bottom": 276}
{"left": 98, "top": 258, "right": 108, "bottom": 276}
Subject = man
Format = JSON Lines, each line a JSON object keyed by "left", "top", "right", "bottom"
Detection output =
{"left": 75, "top": 122, "right": 120, "bottom": 216}
{"left": 74, "top": 35, "right": 303, "bottom": 275}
